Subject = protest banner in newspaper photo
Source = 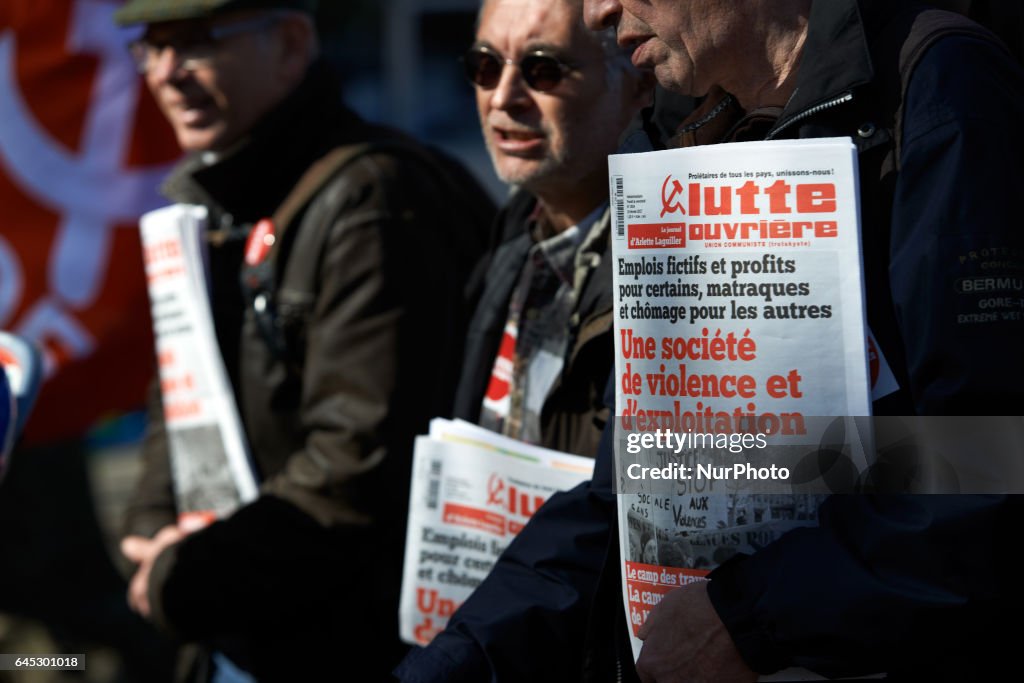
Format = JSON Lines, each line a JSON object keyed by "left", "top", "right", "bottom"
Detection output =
{"left": 609, "top": 139, "right": 874, "bottom": 679}
{"left": 399, "top": 418, "right": 593, "bottom": 646}
{"left": 140, "top": 205, "right": 258, "bottom": 532}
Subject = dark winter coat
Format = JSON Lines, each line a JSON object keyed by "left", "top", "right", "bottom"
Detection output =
{"left": 395, "top": 1, "right": 1024, "bottom": 680}
{"left": 123, "top": 62, "right": 494, "bottom": 681}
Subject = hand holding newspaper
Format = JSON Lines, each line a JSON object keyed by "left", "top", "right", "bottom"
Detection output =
{"left": 399, "top": 418, "right": 594, "bottom": 645}
{"left": 609, "top": 139, "right": 874, "bottom": 680}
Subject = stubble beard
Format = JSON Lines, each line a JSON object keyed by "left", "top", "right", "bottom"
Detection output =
{"left": 487, "top": 139, "right": 570, "bottom": 194}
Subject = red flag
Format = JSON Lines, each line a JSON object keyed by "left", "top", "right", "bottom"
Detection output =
{"left": 0, "top": 0, "right": 180, "bottom": 445}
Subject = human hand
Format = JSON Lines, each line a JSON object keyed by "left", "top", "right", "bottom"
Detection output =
{"left": 121, "top": 524, "right": 186, "bottom": 618}
{"left": 636, "top": 581, "right": 757, "bottom": 683}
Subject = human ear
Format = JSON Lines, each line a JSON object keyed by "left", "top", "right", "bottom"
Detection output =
{"left": 273, "top": 13, "right": 317, "bottom": 83}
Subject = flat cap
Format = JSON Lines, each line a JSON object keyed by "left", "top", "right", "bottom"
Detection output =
{"left": 114, "top": 0, "right": 318, "bottom": 26}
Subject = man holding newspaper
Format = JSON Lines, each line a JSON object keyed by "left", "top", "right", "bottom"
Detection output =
{"left": 395, "top": 0, "right": 651, "bottom": 671}
{"left": 398, "top": 0, "right": 1024, "bottom": 681}
{"left": 451, "top": 0, "right": 652, "bottom": 456}
{"left": 114, "top": 0, "right": 493, "bottom": 680}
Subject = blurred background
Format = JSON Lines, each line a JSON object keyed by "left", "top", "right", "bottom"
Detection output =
{"left": 0, "top": 1, "right": 502, "bottom": 681}
{"left": 326, "top": 0, "right": 504, "bottom": 199}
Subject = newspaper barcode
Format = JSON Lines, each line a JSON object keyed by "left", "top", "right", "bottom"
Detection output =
{"left": 614, "top": 176, "right": 625, "bottom": 237}
{"left": 427, "top": 459, "right": 441, "bottom": 509}
{"left": 427, "top": 479, "right": 440, "bottom": 510}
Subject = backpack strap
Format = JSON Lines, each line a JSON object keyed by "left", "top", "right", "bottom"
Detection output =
{"left": 269, "top": 138, "right": 476, "bottom": 266}
{"left": 240, "top": 142, "right": 374, "bottom": 369}
{"left": 240, "top": 138, "right": 476, "bottom": 368}
{"left": 892, "top": 9, "right": 1008, "bottom": 170}
{"left": 269, "top": 143, "right": 374, "bottom": 256}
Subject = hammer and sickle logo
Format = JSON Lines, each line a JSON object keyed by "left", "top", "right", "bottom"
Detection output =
{"left": 0, "top": 0, "right": 173, "bottom": 373}
{"left": 660, "top": 175, "right": 686, "bottom": 218}
{"left": 486, "top": 473, "right": 505, "bottom": 506}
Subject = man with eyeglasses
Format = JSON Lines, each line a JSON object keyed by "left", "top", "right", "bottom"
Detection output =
{"left": 393, "top": 1, "right": 649, "bottom": 676}
{"left": 113, "top": 1, "right": 494, "bottom": 681}
{"left": 444, "top": 0, "right": 651, "bottom": 458}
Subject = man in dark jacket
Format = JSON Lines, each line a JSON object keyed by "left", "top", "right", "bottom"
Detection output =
{"left": 113, "top": 0, "right": 493, "bottom": 680}
{"left": 397, "top": 0, "right": 1024, "bottom": 681}
{"left": 454, "top": 0, "right": 652, "bottom": 457}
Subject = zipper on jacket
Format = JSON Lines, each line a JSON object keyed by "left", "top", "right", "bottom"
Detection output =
{"left": 766, "top": 91, "right": 854, "bottom": 140}
{"left": 679, "top": 94, "right": 736, "bottom": 135}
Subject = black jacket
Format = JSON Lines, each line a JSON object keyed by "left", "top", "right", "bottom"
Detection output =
{"left": 454, "top": 190, "right": 614, "bottom": 458}
{"left": 395, "top": 1, "right": 1024, "bottom": 680}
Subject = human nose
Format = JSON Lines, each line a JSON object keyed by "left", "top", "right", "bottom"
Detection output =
{"left": 584, "top": 0, "right": 622, "bottom": 31}
{"left": 489, "top": 61, "right": 531, "bottom": 111}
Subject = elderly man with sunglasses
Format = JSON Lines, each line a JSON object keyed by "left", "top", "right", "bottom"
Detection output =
{"left": 401, "top": 0, "right": 1024, "bottom": 681}
{"left": 394, "top": 1, "right": 649, "bottom": 677}
{"left": 113, "top": 0, "right": 493, "bottom": 681}
{"left": 446, "top": 0, "right": 652, "bottom": 458}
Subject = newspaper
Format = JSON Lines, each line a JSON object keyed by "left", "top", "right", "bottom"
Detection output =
{"left": 140, "top": 205, "right": 258, "bottom": 532}
{"left": 609, "top": 139, "right": 873, "bottom": 679}
{"left": 399, "top": 418, "right": 593, "bottom": 645}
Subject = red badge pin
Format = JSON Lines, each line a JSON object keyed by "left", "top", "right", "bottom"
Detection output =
{"left": 245, "top": 218, "right": 276, "bottom": 266}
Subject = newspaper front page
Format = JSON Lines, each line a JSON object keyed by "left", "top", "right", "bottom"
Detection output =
{"left": 399, "top": 419, "right": 593, "bottom": 645}
{"left": 140, "top": 205, "right": 258, "bottom": 531}
{"left": 609, "top": 139, "right": 873, "bottom": 679}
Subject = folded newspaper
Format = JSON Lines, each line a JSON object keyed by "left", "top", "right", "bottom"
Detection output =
{"left": 140, "top": 205, "right": 258, "bottom": 532}
{"left": 399, "top": 418, "right": 594, "bottom": 645}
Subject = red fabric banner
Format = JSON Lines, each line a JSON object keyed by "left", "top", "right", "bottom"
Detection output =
{"left": 0, "top": 0, "right": 179, "bottom": 444}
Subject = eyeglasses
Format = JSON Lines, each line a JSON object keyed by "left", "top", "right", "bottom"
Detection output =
{"left": 462, "top": 46, "right": 575, "bottom": 92}
{"left": 128, "top": 13, "right": 285, "bottom": 74}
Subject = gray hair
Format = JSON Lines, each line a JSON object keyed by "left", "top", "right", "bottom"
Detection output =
{"left": 475, "top": 0, "right": 640, "bottom": 87}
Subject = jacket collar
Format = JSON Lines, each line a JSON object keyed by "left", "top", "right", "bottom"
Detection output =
{"left": 494, "top": 190, "right": 613, "bottom": 316}
{"left": 671, "top": 0, "right": 883, "bottom": 145}
{"left": 161, "top": 61, "right": 362, "bottom": 224}
{"left": 773, "top": 0, "right": 875, "bottom": 134}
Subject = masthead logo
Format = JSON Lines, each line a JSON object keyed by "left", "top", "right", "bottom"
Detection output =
{"left": 660, "top": 175, "right": 685, "bottom": 218}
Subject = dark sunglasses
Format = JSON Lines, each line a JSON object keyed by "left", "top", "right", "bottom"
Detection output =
{"left": 462, "top": 46, "right": 574, "bottom": 92}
